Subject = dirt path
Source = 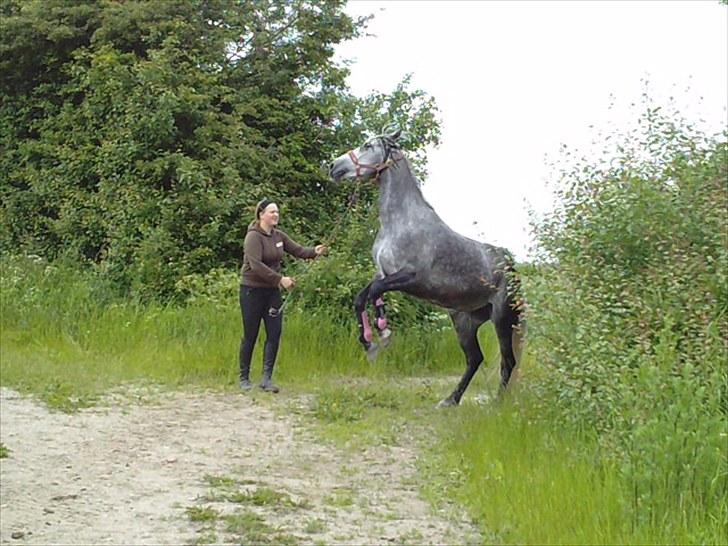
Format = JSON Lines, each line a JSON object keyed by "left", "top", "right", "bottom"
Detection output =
{"left": 0, "top": 386, "right": 479, "bottom": 545}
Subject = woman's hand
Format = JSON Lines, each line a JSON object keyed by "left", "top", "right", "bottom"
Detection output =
{"left": 314, "top": 244, "right": 329, "bottom": 257}
{"left": 279, "top": 276, "right": 296, "bottom": 290}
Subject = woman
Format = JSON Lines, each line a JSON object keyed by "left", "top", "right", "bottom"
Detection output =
{"left": 239, "top": 198, "right": 328, "bottom": 392}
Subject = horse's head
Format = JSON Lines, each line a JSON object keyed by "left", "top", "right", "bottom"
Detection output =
{"left": 328, "top": 127, "right": 402, "bottom": 183}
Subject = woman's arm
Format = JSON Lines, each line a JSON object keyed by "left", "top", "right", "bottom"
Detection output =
{"left": 279, "top": 230, "right": 317, "bottom": 259}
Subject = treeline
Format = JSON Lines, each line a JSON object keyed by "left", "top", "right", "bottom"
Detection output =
{"left": 0, "top": 0, "right": 440, "bottom": 309}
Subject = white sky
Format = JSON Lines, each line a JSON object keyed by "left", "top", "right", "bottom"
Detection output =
{"left": 335, "top": 0, "right": 728, "bottom": 260}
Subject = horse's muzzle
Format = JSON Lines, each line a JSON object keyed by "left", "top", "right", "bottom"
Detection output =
{"left": 328, "top": 162, "right": 347, "bottom": 182}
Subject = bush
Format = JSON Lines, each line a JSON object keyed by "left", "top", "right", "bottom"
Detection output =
{"left": 525, "top": 98, "right": 727, "bottom": 537}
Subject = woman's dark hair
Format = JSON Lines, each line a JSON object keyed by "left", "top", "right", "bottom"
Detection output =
{"left": 255, "top": 197, "right": 275, "bottom": 220}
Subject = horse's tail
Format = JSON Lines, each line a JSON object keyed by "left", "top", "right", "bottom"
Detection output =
{"left": 512, "top": 313, "right": 527, "bottom": 368}
{"left": 505, "top": 258, "right": 527, "bottom": 368}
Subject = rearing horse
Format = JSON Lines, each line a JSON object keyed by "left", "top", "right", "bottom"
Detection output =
{"left": 328, "top": 128, "right": 525, "bottom": 406}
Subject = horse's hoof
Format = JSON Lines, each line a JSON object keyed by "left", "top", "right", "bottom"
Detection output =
{"left": 436, "top": 397, "right": 459, "bottom": 409}
{"left": 366, "top": 342, "right": 380, "bottom": 362}
{"left": 379, "top": 328, "right": 393, "bottom": 348}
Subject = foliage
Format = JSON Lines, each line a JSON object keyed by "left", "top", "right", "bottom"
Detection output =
{"left": 0, "top": 0, "right": 440, "bottom": 303}
{"left": 525, "top": 95, "right": 728, "bottom": 539}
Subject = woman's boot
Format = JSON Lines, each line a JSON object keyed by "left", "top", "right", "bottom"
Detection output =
{"left": 238, "top": 337, "right": 253, "bottom": 390}
{"left": 259, "top": 359, "right": 279, "bottom": 393}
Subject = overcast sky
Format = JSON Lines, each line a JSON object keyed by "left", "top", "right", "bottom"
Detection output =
{"left": 335, "top": 0, "right": 728, "bottom": 260}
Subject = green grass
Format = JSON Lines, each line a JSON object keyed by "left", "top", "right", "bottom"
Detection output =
{"left": 419, "top": 389, "right": 728, "bottom": 545}
{"left": 308, "top": 379, "right": 440, "bottom": 449}
{"left": 303, "top": 518, "right": 327, "bottom": 534}
{"left": 323, "top": 488, "right": 356, "bottom": 508}
{"left": 193, "top": 475, "right": 310, "bottom": 542}
{"left": 2, "top": 255, "right": 725, "bottom": 545}
{"left": 203, "top": 474, "right": 241, "bottom": 490}
{"left": 0, "top": 301, "right": 466, "bottom": 408}
{"left": 423, "top": 400, "right": 625, "bottom": 544}
{"left": 223, "top": 511, "right": 299, "bottom": 545}
{"left": 0, "top": 255, "right": 467, "bottom": 410}
{"left": 185, "top": 506, "right": 220, "bottom": 523}
{"left": 225, "top": 487, "right": 310, "bottom": 510}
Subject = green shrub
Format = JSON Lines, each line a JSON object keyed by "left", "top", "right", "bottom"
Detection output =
{"left": 526, "top": 98, "right": 727, "bottom": 539}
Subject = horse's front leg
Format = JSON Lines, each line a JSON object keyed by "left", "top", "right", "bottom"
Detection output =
{"left": 365, "top": 270, "right": 416, "bottom": 360}
{"left": 372, "top": 296, "right": 392, "bottom": 348}
{"left": 353, "top": 282, "right": 377, "bottom": 358}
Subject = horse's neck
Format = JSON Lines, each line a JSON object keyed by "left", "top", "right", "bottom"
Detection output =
{"left": 378, "top": 160, "right": 433, "bottom": 227}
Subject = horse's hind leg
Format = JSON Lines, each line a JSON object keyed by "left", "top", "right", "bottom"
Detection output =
{"left": 439, "top": 309, "right": 487, "bottom": 407}
{"left": 494, "top": 310, "right": 519, "bottom": 393}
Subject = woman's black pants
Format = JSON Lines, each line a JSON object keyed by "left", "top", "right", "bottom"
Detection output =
{"left": 238, "top": 286, "right": 283, "bottom": 381}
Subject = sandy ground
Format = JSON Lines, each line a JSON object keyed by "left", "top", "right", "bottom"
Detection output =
{"left": 0, "top": 386, "right": 480, "bottom": 545}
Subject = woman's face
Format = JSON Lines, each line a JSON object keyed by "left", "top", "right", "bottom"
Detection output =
{"left": 259, "top": 203, "right": 279, "bottom": 227}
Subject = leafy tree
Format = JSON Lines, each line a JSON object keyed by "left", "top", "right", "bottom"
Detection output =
{"left": 1, "top": 0, "right": 440, "bottom": 302}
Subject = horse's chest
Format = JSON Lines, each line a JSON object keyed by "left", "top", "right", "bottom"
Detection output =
{"left": 372, "top": 232, "right": 416, "bottom": 275}
{"left": 372, "top": 238, "right": 391, "bottom": 273}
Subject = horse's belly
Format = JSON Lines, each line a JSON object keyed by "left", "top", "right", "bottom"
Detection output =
{"left": 374, "top": 246, "right": 492, "bottom": 308}
{"left": 408, "top": 284, "right": 491, "bottom": 312}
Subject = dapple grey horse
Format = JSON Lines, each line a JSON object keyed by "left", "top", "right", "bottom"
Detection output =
{"left": 328, "top": 128, "right": 525, "bottom": 406}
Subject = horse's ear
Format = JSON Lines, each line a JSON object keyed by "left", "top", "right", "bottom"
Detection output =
{"left": 382, "top": 123, "right": 402, "bottom": 141}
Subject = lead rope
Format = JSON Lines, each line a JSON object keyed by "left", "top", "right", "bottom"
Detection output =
{"left": 274, "top": 179, "right": 363, "bottom": 315}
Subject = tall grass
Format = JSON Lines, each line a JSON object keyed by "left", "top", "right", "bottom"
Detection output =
{"left": 424, "top": 400, "right": 622, "bottom": 545}
{"left": 424, "top": 388, "right": 727, "bottom": 545}
{"left": 0, "top": 255, "right": 464, "bottom": 408}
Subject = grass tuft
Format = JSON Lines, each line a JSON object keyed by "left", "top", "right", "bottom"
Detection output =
{"left": 185, "top": 506, "right": 220, "bottom": 523}
{"left": 225, "top": 486, "right": 310, "bottom": 510}
{"left": 223, "top": 511, "right": 299, "bottom": 545}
